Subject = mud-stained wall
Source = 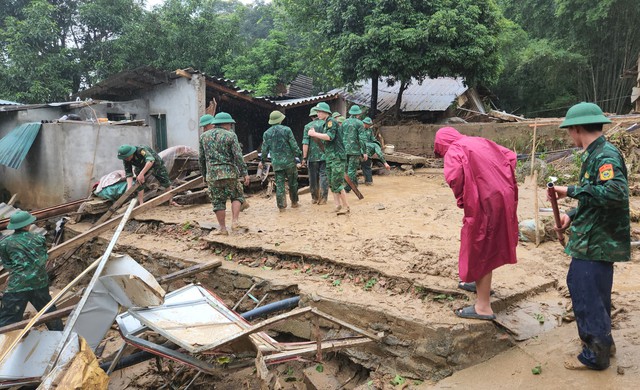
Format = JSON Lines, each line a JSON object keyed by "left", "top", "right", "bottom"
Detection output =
{"left": 379, "top": 121, "right": 632, "bottom": 157}
{"left": 379, "top": 123, "right": 569, "bottom": 157}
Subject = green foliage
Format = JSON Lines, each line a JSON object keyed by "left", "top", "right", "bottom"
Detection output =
{"left": 390, "top": 374, "right": 406, "bottom": 386}
{"left": 363, "top": 277, "right": 377, "bottom": 291}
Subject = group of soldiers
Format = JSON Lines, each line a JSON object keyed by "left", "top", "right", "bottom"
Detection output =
{"left": 197, "top": 102, "right": 390, "bottom": 233}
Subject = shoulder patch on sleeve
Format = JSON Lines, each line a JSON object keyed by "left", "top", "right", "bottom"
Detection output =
{"left": 327, "top": 121, "right": 333, "bottom": 128}
{"left": 598, "top": 163, "right": 614, "bottom": 181}
{"left": 140, "top": 150, "right": 146, "bottom": 156}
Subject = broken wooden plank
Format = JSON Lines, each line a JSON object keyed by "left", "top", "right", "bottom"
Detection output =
{"left": 7, "top": 193, "right": 18, "bottom": 206}
{"left": 243, "top": 150, "right": 259, "bottom": 162}
{"left": 173, "top": 189, "right": 208, "bottom": 205}
{"left": 157, "top": 260, "right": 222, "bottom": 284}
{"left": 48, "top": 177, "right": 203, "bottom": 260}
{"left": 81, "top": 199, "right": 111, "bottom": 214}
{"left": 95, "top": 178, "right": 145, "bottom": 225}
{"left": 384, "top": 152, "right": 427, "bottom": 166}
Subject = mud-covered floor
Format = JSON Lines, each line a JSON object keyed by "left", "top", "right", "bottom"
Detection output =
{"left": 63, "top": 168, "right": 640, "bottom": 389}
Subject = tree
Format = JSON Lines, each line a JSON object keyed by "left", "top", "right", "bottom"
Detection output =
{"left": 277, "top": 0, "right": 505, "bottom": 118}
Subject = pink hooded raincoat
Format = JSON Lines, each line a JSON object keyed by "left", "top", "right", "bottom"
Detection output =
{"left": 434, "top": 127, "right": 518, "bottom": 282}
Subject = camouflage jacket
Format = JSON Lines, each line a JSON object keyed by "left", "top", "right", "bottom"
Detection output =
{"left": 366, "top": 142, "right": 387, "bottom": 164}
{"left": 341, "top": 117, "right": 366, "bottom": 156}
{"left": 323, "top": 117, "right": 346, "bottom": 161}
{"left": 261, "top": 124, "right": 302, "bottom": 171}
{"left": 199, "top": 127, "right": 248, "bottom": 183}
{"left": 123, "top": 146, "right": 163, "bottom": 177}
{"left": 565, "top": 136, "right": 630, "bottom": 262}
{"left": 0, "top": 230, "right": 49, "bottom": 293}
{"left": 302, "top": 119, "right": 326, "bottom": 162}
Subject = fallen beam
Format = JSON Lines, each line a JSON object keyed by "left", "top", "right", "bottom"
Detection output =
{"left": 0, "top": 199, "right": 86, "bottom": 230}
{"left": 48, "top": 176, "right": 203, "bottom": 260}
{"left": 157, "top": 260, "right": 222, "bottom": 284}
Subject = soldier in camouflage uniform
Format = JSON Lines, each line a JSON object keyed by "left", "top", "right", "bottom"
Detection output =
{"left": 549, "top": 102, "right": 630, "bottom": 371}
{"left": 259, "top": 111, "right": 302, "bottom": 211}
{"left": 308, "top": 102, "right": 350, "bottom": 215}
{"left": 360, "top": 117, "right": 390, "bottom": 185}
{"left": 117, "top": 144, "right": 176, "bottom": 206}
{"left": 341, "top": 105, "right": 367, "bottom": 193}
{"left": 199, "top": 113, "right": 250, "bottom": 235}
{"left": 302, "top": 107, "right": 328, "bottom": 205}
{"left": 0, "top": 211, "right": 63, "bottom": 330}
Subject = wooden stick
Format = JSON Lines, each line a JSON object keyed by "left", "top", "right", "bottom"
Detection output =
{"left": 343, "top": 174, "right": 364, "bottom": 199}
{"left": 533, "top": 170, "right": 540, "bottom": 247}
{"left": 157, "top": 260, "right": 222, "bottom": 284}
{"left": 46, "top": 199, "right": 138, "bottom": 373}
{"left": 547, "top": 182, "right": 566, "bottom": 246}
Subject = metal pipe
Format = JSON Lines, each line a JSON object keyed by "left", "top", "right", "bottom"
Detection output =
{"left": 0, "top": 199, "right": 85, "bottom": 229}
{"left": 241, "top": 296, "right": 300, "bottom": 321}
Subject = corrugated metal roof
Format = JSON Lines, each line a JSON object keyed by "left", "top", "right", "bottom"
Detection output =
{"left": 0, "top": 99, "right": 22, "bottom": 106}
{"left": 268, "top": 93, "right": 339, "bottom": 108}
{"left": 0, "top": 122, "right": 42, "bottom": 169}
{"left": 330, "top": 77, "right": 468, "bottom": 112}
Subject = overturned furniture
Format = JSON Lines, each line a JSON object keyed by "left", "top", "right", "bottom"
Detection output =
{"left": 115, "top": 284, "right": 380, "bottom": 385}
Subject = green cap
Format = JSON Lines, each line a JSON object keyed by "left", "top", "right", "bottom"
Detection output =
{"left": 331, "top": 112, "right": 341, "bottom": 118}
{"left": 268, "top": 110, "right": 286, "bottom": 125}
{"left": 348, "top": 105, "right": 362, "bottom": 115}
{"left": 560, "top": 102, "right": 611, "bottom": 128}
{"left": 7, "top": 211, "right": 36, "bottom": 230}
{"left": 199, "top": 114, "right": 214, "bottom": 127}
{"left": 314, "top": 102, "right": 332, "bottom": 114}
{"left": 117, "top": 144, "right": 136, "bottom": 159}
{"left": 363, "top": 117, "right": 372, "bottom": 125}
{"left": 309, "top": 107, "right": 318, "bottom": 117}
{"left": 337, "top": 116, "right": 346, "bottom": 124}
{"left": 212, "top": 112, "right": 236, "bottom": 125}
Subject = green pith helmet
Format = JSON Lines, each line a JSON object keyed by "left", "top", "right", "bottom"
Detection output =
{"left": 268, "top": 110, "right": 286, "bottom": 125}
{"left": 348, "top": 105, "right": 362, "bottom": 115}
{"left": 314, "top": 102, "right": 332, "bottom": 114}
{"left": 309, "top": 107, "right": 318, "bottom": 117}
{"left": 7, "top": 210, "right": 36, "bottom": 230}
{"left": 337, "top": 116, "right": 346, "bottom": 124}
{"left": 560, "top": 102, "right": 611, "bottom": 128}
{"left": 212, "top": 112, "right": 236, "bottom": 125}
{"left": 199, "top": 114, "right": 215, "bottom": 127}
{"left": 117, "top": 144, "right": 136, "bottom": 159}
{"left": 331, "top": 112, "right": 341, "bottom": 118}
{"left": 363, "top": 117, "right": 373, "bottom": 125}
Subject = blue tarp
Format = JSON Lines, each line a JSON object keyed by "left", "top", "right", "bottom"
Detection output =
{"left": 0, "top": 122, "right": 42, "bottom": 169}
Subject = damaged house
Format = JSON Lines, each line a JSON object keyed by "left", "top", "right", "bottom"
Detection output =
{"left": 0, "top": 67, "right": 337, "bottom": 209}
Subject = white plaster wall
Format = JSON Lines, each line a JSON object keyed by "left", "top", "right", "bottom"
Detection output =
{"left": 142, "top": 75, "right": 205, "bottom": 150}
{"left": 0, "top": 122, "right": 152, "bottom": 208}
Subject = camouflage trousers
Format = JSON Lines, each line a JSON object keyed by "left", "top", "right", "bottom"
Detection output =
{"left": 0, "top": 287, "right": 63, "bottom": 330}
{"left": 274, "top": 166, "right": 299, "bottom": 209}
{"left": 308, "top": 160, "right": 328, "bottom": 202}
{"left": 326, "top": 158, "right": 346, "bottom": 193}
{"left": 345, "top": 155, "right": 361, "bottom": 192}
{"left": 134, "top": 164, "right": 171, "bottom": 193}
{"left": 209, "top": 178, "right": 245, "bottom": 211}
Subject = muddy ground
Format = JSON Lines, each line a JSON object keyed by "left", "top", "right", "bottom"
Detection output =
{"left": 62, "top": 167, "right": 640, "bottom": 389}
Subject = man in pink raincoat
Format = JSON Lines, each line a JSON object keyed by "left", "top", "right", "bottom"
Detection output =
{"left": 434, "top": 127, "right": 519, "bottom": 320}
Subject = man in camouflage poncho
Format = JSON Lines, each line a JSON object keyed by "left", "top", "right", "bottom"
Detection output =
{"left": 0, "top": 211, "right": 63, "bottom": 330}
{"left": 308, "top": 102, "right": 350, "bottom": 215}
{"left": 117, "top": 144, "right": 176, "bottom": 206}
{"left": 360, "top": 117, "right": 391, "bottom": 185}
{"left": 549, "top": 102, "right": 630, "bottom": 371}
{"left": 199, "top": 113, "right": 250, "bottom": 235}
{"left": 302, "top": 107, "right": 329, "bottom": 205}
{"left": 259, "top": 111, "right": 302, "bottom": 211}
{"left": 341, "top": 105, "right": 367, "bottom": 193}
